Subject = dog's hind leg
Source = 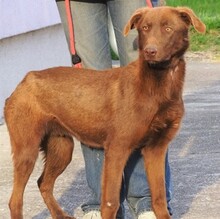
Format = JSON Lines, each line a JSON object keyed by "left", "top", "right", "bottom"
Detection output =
{"left": 37, "top": 133, "right": 74, "bottom": 219}
{"left": 8, "top": 129, "right": 41, "bottom": 219}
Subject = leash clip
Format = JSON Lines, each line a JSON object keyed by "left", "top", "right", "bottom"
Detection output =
{"left": 72, "top": 54, "right": 81, "bottom": 66}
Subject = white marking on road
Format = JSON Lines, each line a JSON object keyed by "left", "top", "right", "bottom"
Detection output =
{"left": 178, "top": 135, "right": 195, "bottom": 157}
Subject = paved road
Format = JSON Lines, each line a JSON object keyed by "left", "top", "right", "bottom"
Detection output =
{"left": 0, "top": 61, "right": 220, "bottom": 219}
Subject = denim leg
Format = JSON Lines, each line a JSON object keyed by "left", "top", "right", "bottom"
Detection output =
{"left": 81, "top": 144, "right": 125, "bottom": 218}
{"left": 80, "top": 144, "right": 103, "bottom": 212}
{"left": 124, "top": 150, "right": 173, "bottom": 218}
{"left": 64, "top": 2, "right": 124, "bottom": 217}
{"left": 57, "top": 1, "right": 112, "bottom": 69}
{"left": 165, "top": 152, "right": 173, "bottom": 215}
{"left": 151, "top": 0, "right": 159, "bottom": 7}
{"left": 107, "top": 0, "right": 146, "bottom": 66}
{"left": 71, "top": 1, "right": 112, "bottom": 69}
{"left": 56, "top": 1, "right": 71, "bottom": 51}
{"left": 57, "top": 2, "right": 111, "bottom": 208}
{"left": 124, "top": 150, "right": 151, "bottom": 219}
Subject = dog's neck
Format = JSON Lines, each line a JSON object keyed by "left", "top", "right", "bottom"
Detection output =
{"left": 139, "top": 54, "right": 185, "bottom": 77}
{"left": 137, "top": 55, "right": 186, "bottom": 101}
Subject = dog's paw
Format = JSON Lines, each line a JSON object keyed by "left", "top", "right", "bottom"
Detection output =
{"left": 64, "top": 216, "right": 76, "bottom": 219}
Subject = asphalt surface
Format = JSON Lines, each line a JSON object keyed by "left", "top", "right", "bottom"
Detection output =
{"left": 0, "top": 61, "right": 220, "bottom": 219}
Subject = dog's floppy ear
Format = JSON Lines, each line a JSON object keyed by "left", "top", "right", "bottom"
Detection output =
{"left": 123, "top": 8, "right": 147, "bottom": 36}
{"left": 176, "top": 7, "right": 206, "bottom": 33}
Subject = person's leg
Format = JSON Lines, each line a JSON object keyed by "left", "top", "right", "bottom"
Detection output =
{"left": 165, "top": 152, "right": 173, "bottom": 215}
{"left": 107, "top": 1, "right": 173, "bottom": 217}
{"left": 108, "top": 1, "right": 150, "bottom": 217}
{"left": 107, "top": 0, "right": 146, "bottom": 66}
{"left": 151, "top": 0, "right": 159, "bottom": 7}
{"left": 80, "top": 146, "right": 103, "bottom": 213}
{"left": 71, "top": 1, "right": 113, "bottom": 69}
{"left": 124, "top": 150, "right": 152, "bottom": 219}
{"left": 124, "top": 151, "right": 172, "bottom": 218}
{"left": 57, "top": 0, "right": 112, "bottom": 69}
{"left": 56, "top": 1, "right": 71, "bottom": 51}
{"left": 57, "top": 1, "right": 125, "bottom": 218}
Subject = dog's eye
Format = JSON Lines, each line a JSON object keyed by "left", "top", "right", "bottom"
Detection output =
{"left": 143, "top": 25, "right": 149, "bottom": 31}
{"left": 165, "top": 27, "right": 172, "bottom": 32}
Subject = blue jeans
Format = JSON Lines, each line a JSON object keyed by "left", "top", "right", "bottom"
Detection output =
{"left": 81, "top": 147, "right": 172, "bottom": 219}
{"left": 151, "top": 0, "right": 159, "bottom": 7}
{"left": 57, "top": 0, "right": 172, "bottom": 218}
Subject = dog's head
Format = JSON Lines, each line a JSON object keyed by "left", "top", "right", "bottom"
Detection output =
{"left": 124, "top": 6, "right": 206, "bottom": 66}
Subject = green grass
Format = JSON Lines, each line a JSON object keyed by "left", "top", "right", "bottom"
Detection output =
{"left": 166, "top": 0, "right": 220, "bottom": 52}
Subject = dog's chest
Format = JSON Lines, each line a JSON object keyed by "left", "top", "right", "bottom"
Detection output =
{"left": 136, "top": 100, "right": 182, "bottom": 148}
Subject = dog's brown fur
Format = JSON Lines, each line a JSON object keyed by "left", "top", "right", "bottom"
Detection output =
{"left": 4, "top": 7, "right": 205, "bottom": 219}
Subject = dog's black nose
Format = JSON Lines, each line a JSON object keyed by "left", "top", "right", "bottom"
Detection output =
{"left": 145, "top": 46, "right": 157, "bottom": 57}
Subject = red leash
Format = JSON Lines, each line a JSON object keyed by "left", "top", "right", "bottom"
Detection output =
{"left": 64, "top": 0, "right": 153, "bottom": 68}
{"left": 146, "top": 0, "right": 153, "bottom": 8}
{"left": 65, "top": 0, "right": 82, "bottom": 68}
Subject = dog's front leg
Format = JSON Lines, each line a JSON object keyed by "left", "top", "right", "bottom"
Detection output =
{"left": 141, "top": 115, "right": 182, "bottom": 219}
{"left": 101, "top": 145, "right": 131, "bottom": 219}
{"left": 141, "top": 145, "right": 171, "bottom": 219}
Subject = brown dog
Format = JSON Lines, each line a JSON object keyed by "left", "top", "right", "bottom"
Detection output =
{"left": 4, "top": 6, "right": 205, "bottom": 219}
